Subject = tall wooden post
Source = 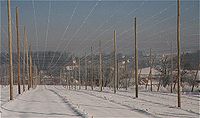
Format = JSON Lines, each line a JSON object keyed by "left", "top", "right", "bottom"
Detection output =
{"left": 7, "top": 0, "right": 14, "bottom": 100}
{"left": 125, "top": 56, "right": 128, "bottom": 90}
{"left": 35, "top": 66, "right": 38, "bottom": 88}
{"left": 134, "top": 17, "right": 138, "bottom": 98}
{"left": 66, "top": 70, "right": 69, "bottom": 89}
{"left": 177, "top": 0, "right": 181, "bottom": 108}
{"left": 91, "top": 46, "right": 94, "bottom": 90}
{"left": 99, "top": 40, "right": 103, "bottom": 91}
{"left": 85, "top": 53, "right": 87, "bottom": 90}
{"left": 22, "top": 27, "right": 26, "bottom": 92}
{"left": 25, "top": 27, "right": 30, "bottom": 90}
{"left": 0, "top": 30, "right": 2, "bottom": 85}
{"left": 149, "top": 48, "right": 153, "bottom": 91}
{"left": 117, "top": 58, "right": 119, "bottom": 90}
{"left": 32, "top": 65, "right": 34, "bottom": 87}
{"left": 29, "top": 44, "right": 33, "bottom": 88}
{"left": 65, "top": 69, "right": 67, "bottom": 87}
{"left": 74, "top": 58, "right": 76, "bottom": 90}
{"left": 16, "top": 7, "right": 21, "bottom": 94}
{"left": 113, "top": 30, "right": 117, "bottom": 93}
{"left": 0, "top": 28, "right": 1, "bottom": 85}
{"left": 69, "top": 70, "right": 71, "bottom": 89}
{"left": 78, "top": 58, "right": 81, "bottom": 89}
{"left": 170, "top": 40, "right": 173, "bottom": 93}
{"left": 6, "top": 56, "right": 9, "bottom": 86}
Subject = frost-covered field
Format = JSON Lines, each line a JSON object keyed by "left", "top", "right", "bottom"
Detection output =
{"left": 1, "top": 85, "right": 199, "bottom": 118}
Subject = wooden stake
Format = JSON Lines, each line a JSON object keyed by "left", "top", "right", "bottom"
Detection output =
{"left": 73, "top": 57, "right": 76, "bottom": 90}
{"left": 7, "top": 0, "right": 14, "bottom": 100}
{"left": 117, "top": 58, "right": 119, "bottom": 90}
{"left": 85, "top": 53, "right": 87, "bottom": 90}
{"left": 35, "top": 66, "right": 38, "bottom": 88}
{"left": 22, "top": 27, "right": 26, "bottom": 92}
{"left": 99, "top": 40, "right": 103, "bottom": 91}
{"left": 134, "top": 17, "right": 138, "bottom": 98}
{"left": 66, "top": 69, "right": 69, "bottom": 89}
{"left": 0, "top": 28, "right": 1, "bottom": 85}
{"left": 69, "top": 69, "right": 71, "bottom": 89}
{"left": 125, "top": 56, "right": 128, "bottom": 90}
{"left": 91, "top": 46, "right": 94, "bottom": 90}
{"left": 177, "top": 0, "right": 181, "bottom": 108}
{"left": 0, "top": 30, "right": 1, "bottom": 85}
{"left": 78, "top": 58, "right": 81, "bottom": 89}
{"left": 24, "top": 27, "right": 30, "bottom": 90}
{"left": 16, "top": 7, "right": 21, "bottom": 94}
{"left": 170, "top": 40, "right": 173, "bottom": 93}
{"left": 149, "top": 48, "right": 152, "bottom": 91}
{"left": 29, "top": 44, "right": 33, "bottom": 88}
{"left": 113, "top": 30, "right": 117, "bottom": 93}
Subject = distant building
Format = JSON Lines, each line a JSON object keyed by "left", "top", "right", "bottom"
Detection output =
{"left": 140, "top": 67, "right": 161, "bottom": 78}
{"left": 139, "top": 67, "right": 161, "bottom": 85}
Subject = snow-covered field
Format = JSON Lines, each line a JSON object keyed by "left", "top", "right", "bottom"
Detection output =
{"left": 1, "top": 85, "right": 199, "bottom": 118}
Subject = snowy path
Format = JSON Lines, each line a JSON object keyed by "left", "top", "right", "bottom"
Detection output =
{"left": 1, "top": 85, "right": 199, "bottom": 118}
{"left": 1, "top": 86, "right": 83, "bottom": 118}
{"left": 53, "top": 85, "right": 199, "bottom": 118}
{"left": 52, "top": 86, "right": 151, "bottom": 118}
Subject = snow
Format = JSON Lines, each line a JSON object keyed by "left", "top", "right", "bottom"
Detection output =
{"left": 1, "top": 85, "right": 199, "bottom": 118}
{"left": 52, "top": 86, "right": 149, "bottom": 118}
{"left": 1, "top": 85, "right": 82, "bottom": 118}
{"left": 1, "top": 85, "right": 19, "bottom": 106}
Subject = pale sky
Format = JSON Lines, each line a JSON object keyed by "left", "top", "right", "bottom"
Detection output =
{"left": 1, "top": 0, "right": 199, "bottom": 56}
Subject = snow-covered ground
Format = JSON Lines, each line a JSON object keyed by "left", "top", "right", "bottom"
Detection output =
{"left": 1, "top": 85, "right": 199, "bottom": 118}
{"left": 1, "top": 85, "right": 82, "bottom": 118}
{"left": 1, "top": 85, "right": 19, "bottom": 106}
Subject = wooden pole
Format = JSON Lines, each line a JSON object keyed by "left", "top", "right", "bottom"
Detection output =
{"left": 177, "top": 0, "right": 181, "bottom": 108}
{"left": 66, "top": 69, "right": 69, "bottom": 89}
{"left": 7, "top": 0, "right": 14, "bottom": 100}
{"left": 91, "top": 46, "right": 94, "bottom": 90}
{"left": 78, "top": 58, "right": 81, "bottom": 89}
{"left": 134, "top": 17, "right": 138, "bottom": 98}
{"left": 32, "top": 65, "right": 34, "bottom": 87}
{"left": 170, "top": 40, "right": 173, "bottom": 93}
{"left": 113, "top": 30, "right": 117, "bottom": 93}
{"left": 29, "top": 44, "right": 33, "bottom": 88}
{"left": 85, "top": 53, "right": 87, "bottom": 90}
{"left": 22, "top": 27, "right": 26, "bottom": 92}
{"left": 99, "top": 40, "right": 103, "bottom": 91}
{"left": 69, "top": 69, "right": 71, "bottom": 89}
{"left": 0, "top": 29, "right": 1, "bottom": 85}
{"left": 16, "top": 7, "right": 21, "bottom": 94}
{"left": 149, "top": 48, "right": 153, "bottom": 91}
{"left": 74, "top": 58, "right": 76, "bottom": 90}
{"left": 25, "top": 27, "right": 30, "bottom": 90}
{"left": 125, "top": 56, "right": 128, "bottom": 90}
{"left": 35, "top": 66, "right": 38, "bottom": 88}
{"left": 6, "top": 56, "right": 8, "bottom": 86}
{"left": 0, "top": 28, "right": 1, "bottom": 85}
{"left": 72, "top": 57, "right": 75, "bottom": 89}
{"left": 117, "top": 58, "right": 119, "bottom": 90}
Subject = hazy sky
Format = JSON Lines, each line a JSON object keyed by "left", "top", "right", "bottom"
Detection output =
{"left": 1, "top": 0, "right": 199, "bottom": 56}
